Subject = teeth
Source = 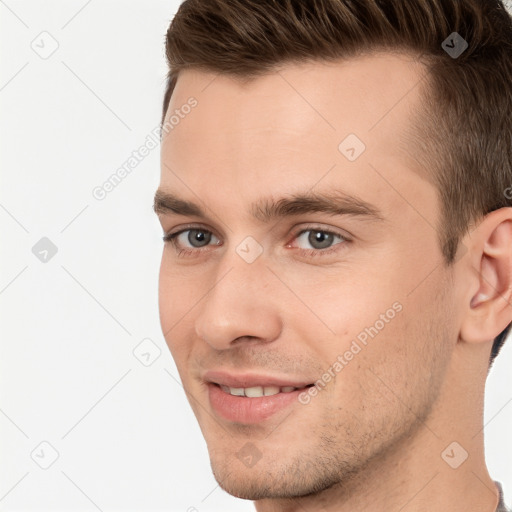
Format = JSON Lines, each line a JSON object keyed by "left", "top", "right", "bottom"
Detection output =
{"left": 263, "top": 386, "right": 280, "bottom": 396}
{"left": 219, "top": 384, "right": 300, "bottom": 397}
{"left": 245, "top": 386, "right": 264, "bottom": 397}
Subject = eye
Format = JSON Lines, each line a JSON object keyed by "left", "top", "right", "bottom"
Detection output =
{"left": 163, "top": 228, "right": 216, "bottom": 248}
{"left": 290, "top": 228, "right": 348, "bottom": 254}
{"left": 163, "top": 227, "right": 221, "bottom": 251}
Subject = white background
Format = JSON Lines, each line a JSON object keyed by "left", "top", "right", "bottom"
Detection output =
{"left": 1, "top": 1, "right": 511, "bottom": 510}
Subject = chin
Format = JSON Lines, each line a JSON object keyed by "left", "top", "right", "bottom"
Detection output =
{"left": 212, "top": 469, "right": 287, "bottom": 500}
{"left": 209, "top": 453, "right": 343, "bottom": 501}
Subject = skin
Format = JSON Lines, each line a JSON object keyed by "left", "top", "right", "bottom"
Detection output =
{"left": 155, "top": 52, "right": 512, "bottom": 512}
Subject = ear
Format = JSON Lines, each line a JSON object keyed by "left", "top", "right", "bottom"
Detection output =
{"left": 459, "top": 208, "right": 512, "bottom": 344}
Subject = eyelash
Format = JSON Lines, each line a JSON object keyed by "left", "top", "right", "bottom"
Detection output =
{"left": 162, "top": 224, "right": 349, "bottom": 259}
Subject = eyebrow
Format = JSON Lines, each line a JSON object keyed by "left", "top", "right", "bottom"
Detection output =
{"left": 153, "top": 189, "right": 384, "bottom": 223}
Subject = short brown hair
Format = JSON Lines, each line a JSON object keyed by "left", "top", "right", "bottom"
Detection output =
{"left": 161, "top": 0, "right": 512, "bottom": 366}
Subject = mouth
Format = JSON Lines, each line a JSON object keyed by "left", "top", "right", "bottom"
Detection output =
{"left": 203, "top": 371, "right": 315, "bottom": 424}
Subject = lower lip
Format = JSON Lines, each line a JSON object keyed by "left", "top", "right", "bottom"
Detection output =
{"left": 207, "top": 383, "right": 308, "bottom": 424}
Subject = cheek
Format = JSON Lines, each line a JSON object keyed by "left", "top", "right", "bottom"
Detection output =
{"left": 321, "top": 308, "right": 436, "bottom": 440}
{"left": 158, "top": 249, "right": 204, "bottom": 314}
{"left": 158, "top": 259, "right": 177, "bottom": 334}
{"left": 281, "top": 265, "right": 406, "bottom": 354}
{"left": 279, "top": 259, "right": 444, "bottom": 403}
{"left": 158, "top": 260, "right": 201, "bottom": 357}
{"left": 346, "top": 275, "right": 455, "bottom": 419}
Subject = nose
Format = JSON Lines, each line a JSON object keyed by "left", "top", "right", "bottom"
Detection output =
{"left": 194, "top": 254, "right": 282, "bottom": 350}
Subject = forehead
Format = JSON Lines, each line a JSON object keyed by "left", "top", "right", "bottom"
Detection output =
{"left": 160, "top": 52, "right": 437, "bottom": 228}
{"left": 165, "top": 51, "right": 426, "bottom": 139}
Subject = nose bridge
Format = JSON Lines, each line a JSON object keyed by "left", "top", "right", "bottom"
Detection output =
{"left": 194, "top": 246, "right": 282, "bottom": 349}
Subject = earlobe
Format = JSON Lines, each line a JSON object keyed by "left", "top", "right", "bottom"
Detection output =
{"left": 460, "top": 210, "right": 512, "bottom": 345}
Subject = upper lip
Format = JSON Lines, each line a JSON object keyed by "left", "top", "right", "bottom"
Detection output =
{"left": 203, "top": 370, "right": 313, "bottom": 389}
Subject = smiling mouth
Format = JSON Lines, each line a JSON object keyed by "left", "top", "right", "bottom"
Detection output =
{"left": 207, "top": 381, "right": 316, "bottom": 423}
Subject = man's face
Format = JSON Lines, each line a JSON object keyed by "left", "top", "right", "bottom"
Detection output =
{"left": 156, "top": 53, "right": 461, "bottom": 499}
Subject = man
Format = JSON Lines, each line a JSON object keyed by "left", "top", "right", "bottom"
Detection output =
{"left": 153, "top": 1, "right": 512, "bottom": 510}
